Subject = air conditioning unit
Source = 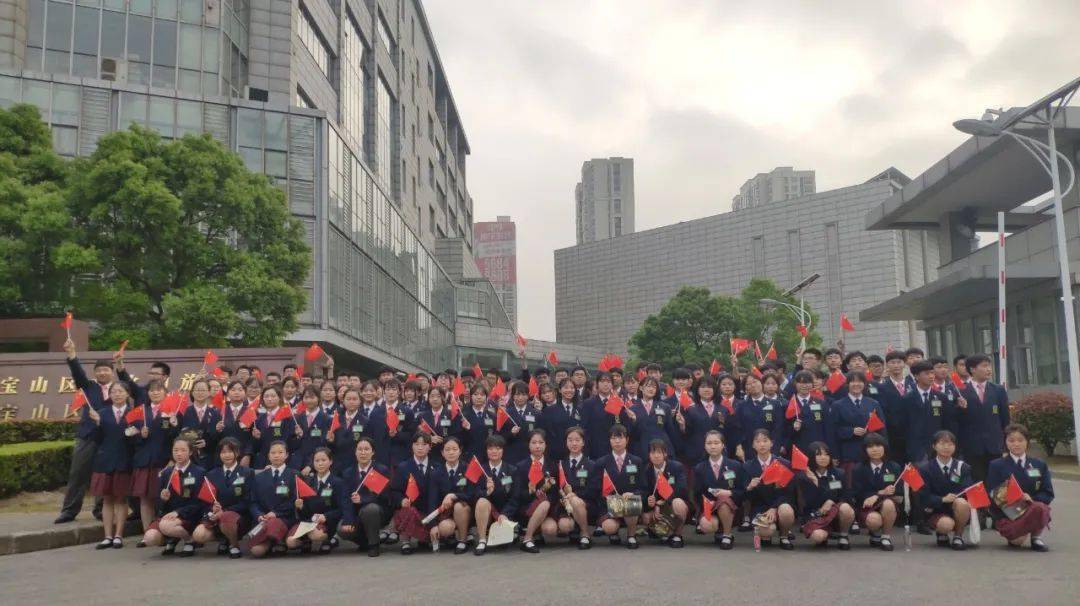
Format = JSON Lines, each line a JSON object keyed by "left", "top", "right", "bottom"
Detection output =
{"left": 100, "top": 57, "right": 127, "bottom": 82}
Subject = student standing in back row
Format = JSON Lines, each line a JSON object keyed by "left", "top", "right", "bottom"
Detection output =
{"left": 56, "top": 339, "right": 111, "bottom": 525}
{"left": 957, "top": 354, "right": 1009, "bottom": 482}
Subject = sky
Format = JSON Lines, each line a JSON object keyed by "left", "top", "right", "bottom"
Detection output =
{"left": 423, "top": 0, "right": 1080, "bottom": 341}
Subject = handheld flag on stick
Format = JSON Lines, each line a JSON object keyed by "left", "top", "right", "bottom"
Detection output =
{"left": 790, "top": 445, "right": 809, "bottom": 471}
{"left": 766, "top": 343, "right": 778, "bottom": 361}
{"left": 295, "top": 476, "right": 316, "bottom": 498}
{"left": 601, "top": 470, "right": 617, "bottom": 497}
{"left": 866, "top": 410, "right": 886, "bottom": 433}
{"left": 211, "top": 390, "right": 226, "bottom": 412}
{"left": 785, "top": 396, "right": 800, "bottom": 421}
{"left": 528, "top": 376, "right": 539, "bottom": 398}
{"left": 761, "top": 460, "right": 794, "bottom": 488}
{"left": 636, "top": 368, "right": 646, "bottom": 381}
{"left": 701, "top": 496, "right": 715, "bottom": 522}
{"left": 558, "top": 464, "right": 568, "bottom": 489}
{"left": 465, "top": 456, "right": 487, "bottom": 483}
{"left": 665, "top": 385, "right": 675, "bottom": 399}
{"left": 495, "top": 406, "right": 513, "bottom": 431}
{"left": 169, "top": 468, "right": 182, "bottom": 494}
{"left": 70, "top": 389, "right": 88, "bottom": 413}
{"left": 273, "top": 405, "right": 293, "bottom": 423}
{"left": 60, "top": 312, "right": 73, "bottom": 338}
{"left": 709, "top": 359, "right": 722, "bottom": 376}
{"left": 328, "top": 413, "right": 341, "bottom": 435}
{"left": 238, "top": 406, "right": 257, "bottom": 428}
{"left": 547, "top": 351, "right": 559, "bottom": 367}
{"left": 117, "top": 339, "right": 129, "bottom": 356}
{"left": 825, "top": 369, "right": 846, "bottom": 393}
{"left": 898, "top": 464, "right": 925, "bottom": 492}
{"left": 961, "top": 482, "right": 991, "bottom": 509}
{"left": 124, "top": 406, "right": 144, "bottom": 425}
{"left": 472, "top": 363, "right": 484, "bottom": 381}
{"left": 950, "top": 371, "right": 966, "bottom": 389}
{"left": 197, "top": 478, "right": 218, "bottom": 505}
{"left": 386, "top": 408, "right": 400, "bottom": 432}
{"left": 1005, "top": 475, "right": 1024, "bottom": 505}
{"left": 418, "top": 419, "right": 436, "bottom": 435}
{"left": 796, "top": 324, "right": 808, "bottom": 338}
{"left": 655, "top": 472, "right": 674, "bottom": 500}
{"left": 490, "top": 378, "right": 506, "bottom": 399}
{"left": 678, "top": 390, "right": 694, "bottom": 411}
{"left": 405, "top": 475, "right": 421, "bottom": 503}
{"left": 360, "top": 469, "right": 389, "bottom": 495}
{"left": 528, "top": 460, "right": 543, "bottom": 487}
{"left": 604, "top": 394, "right": 626, "bottom": 416}
{"left": 304, "top": 343, "right": 325, "bottom": 362}
{"left": 840, "top": 313, "right": 856, "bottom": 332}
{"left": 452, "top": 377, "right": 466, "bottom": 398}
{"left": 203, "top": 350, "right": 218, "bottom": 367}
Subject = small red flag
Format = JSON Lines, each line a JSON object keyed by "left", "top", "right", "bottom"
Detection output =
{"left": 117, "top": 339, "right": 129, "bottom": 356}
{"left": 790, "top": 445, "right": 809, "bottom": 471}
{"left": 60, "top": 312, "right": 73, "bottom": 330}
{"left": 361, "top": 469, "right": 389, "bottom": 495}
{"left": 761, "top": 460, "right": 794, "bottom": 488}
{"left": 785, "top": 396, "right": 800, "bottom": 420}
{"left": 597, "top": 355, "right": 610, "bottom": 373}
{"left": 840, "top": 313, "right": 855, "bottom": 332}
{"left": 212, "top": 366, "right": 227, "bottom": 378}
{"left": 203, "top": 350, "right": 218, "bottom": 366}
{"left": 304, "top": 343, "right": 325, "bottom": 361}
{"left": 720, "top": 396, "right": 735, "bottom": 416}
{"left": 273, "top": 405, "right": 292, "bottom": 423}
{"left": 766, "top": 344, "right": 778, "bottom": 361}
{"left": 418, "top": 419, "right": 436, "bottom": 435}
{"left": 465, "top": 456, "right": 485, "bottom": 483}
{"left": 950, "top": 371, "right": 966, "bottom": 389}
{"left": 528, "top": 376, "right": 539, "bottom": 398}
{"left": 754, "top": 340, "right": 764, "bottom": 362}
{"left": 295, "top": 476, "right": 317, "bottom": 498}
{"left": 701, "top": 496, "right": 715, "bottom": 522}
{"left": 490, "top": 378, "right": 506, "bottom": 399}
{"left": 295, "top": 401, "right": 308, "bottom": 414}
{"left": 449, "top": 397, "right": 461, "bottom": 420}
{"left": 610, "top": 354, "right": 624, "bottom": 369}
{"left": 472, "top": 363, "right": 484, "bottom": 381}
{"left": 1005, "top": 475, "right": 1024, "bottom": 504}
{"left": 528, "top": 460, "right": 544, "bottom": 486}
{"left": 751, "top": 366, "right": 764, "bottom": 379}
{"left": 386, "top": 407, "right": 400, "bottom": 432}
{"left": 495, "top": 406, "right": 512, "bottom": 430}
{"left": 709, "top": 359, "right": 722, "bottom": 376}
{"left": 451, "top": 377, "right": 466, "bottom": 398}
{"left": 796, "top": 324, "right": 808, "bottom": 338}
{"left": 515, "top": 333, "right": 528, "bottom": 350}
{"left": 70, "top": 390, "right": 88, "bottom": 412}
{"left": 825, "top": 369, "right": 846, "bottom": 393}
{"left": 665, "top": 384, "right": 675, "bottom": 398}
{"left": 604, "top": 396, "right": 625, "bottom": 416}
{"left": 405, "top": 475, "right": 421, "bottom": 502}
{"left": 295, "top": 365, "right": 304, "bottom": 380}
{"left": 328, "top": 413, "right": 341, "bottom": 434}
{"left": 197, "top": 478, "right": 218, "bottom": 504}
{"left": 636, "top": 368, "right": 646, "bottom": 381}
{"left": 253, "top": 369, "right": 263, "bottom": 381}
{"left": 169, "top": 468, "right": 182, "bottom": 494}
{"left": 899, "top": 464, "right": 924, "bottom": 492}
{"left": 124, "top": 406, "right": 144, "bottom": 425}
{"left": 678, "top": 390, "right": 693, "bottom": 411}
{"left": 406, "top": 373, "right": 417, "bottom": 383}
{"left": 238, "top": 406, "right": 257, "bottom": 428}
{"left": 964, "top": 482, "right": 991, "bottom": 509}
{"left": 601, "top": 469, "right": 617, "bottom": 496}
{"left": 211, "top": 390, "right": 226, "bottom": 412}
{"left": 558, "top": 464, "right": 568, "bottom": 489}
{"left": 730, "top": 338, "right": 750, "bottom": 356}
{"left": 866, "top": 410, "right": 885, "bottom": 433}
{"left": 655, "top": 472, "right": 674, "bottom": 500}
{"left": 547, "top": 351, "right": 559, "bottom": 366}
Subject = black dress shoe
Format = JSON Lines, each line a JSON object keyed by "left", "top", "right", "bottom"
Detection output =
{"left": 1031, "top": 538, "right": 1049, "bottom": 552}
{"left": 520, "top": 540, "right": 539, "bottom": 554}
{"left": 368, "top": 545, "right": 380, "bottom": 557}
{"left": 54, "top": 514, "right": 76, "bottom": 524}
{"left": 401, "top": 543, "right": 415, "bottom": 555}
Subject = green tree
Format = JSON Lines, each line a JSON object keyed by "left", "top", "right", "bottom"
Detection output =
{"left": 65, "top": 126, "right": 311, "bottom": 348}
{"left": 628, "top": 278, "right": 822, "bottom": 370}
{"left": 0, "top": 104, "right": 95, "bottom": 316}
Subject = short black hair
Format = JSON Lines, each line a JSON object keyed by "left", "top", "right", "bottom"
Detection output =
{"left": 671, "top": 367, "right": 691, "bottom": 380}
{"left": 885, "top": 351, "right": 906, "bottom": 363}
{"left": 151, "top": 361, "right": 171, "bottom": 376}
{"left": 965, "top": 354, "right": 992, "bottom": 373}
{"left": 794, "top": 370, "right": 814, "bottom": 384}
{"left": 910, "top": 360, "right": 934, "bottom": 376}
{"left": 928, "top": 356, "right": 948, "bottom": 366}
{"left": 843, "top": 351, "right": 866, "bottom": 367}
{"left": 484, "top": 434, "right": 506, "bottom": 449}
{"left": 685, "top": 363, "right": 702, "bottom": 372}
{"left": 845, "top": 370, "right": 868, "bottom": 384}
{"left": 283, "top": 364, "right": 297, "bottom": 372}
{"left": 645, "top": 363, "right": 662, "bottom": 372}
{"left": 824, "top": 348, "right": 842, "bottom": 357}
{"left": 802, "top": 348, "right": 822, "bottom": 359}
{"left": 93, "top": 359, "right": 113, "bottom": 370}
{"left": 862, "top": 432, "right": 888, "bottom": 455}
{"left": 904, "top": 347, "right": 924, "bottom": 358}
{"left": 952, "top": 355, "right": 967, "bottom": 366}
{"left": 867, "top": 355, "right": 884, "bottom": 364}
{"left": 571, "top": 365, "right": 587, "bottom": 374}
{"left": 608, "top": 424, "right": 629, "bottom": 438}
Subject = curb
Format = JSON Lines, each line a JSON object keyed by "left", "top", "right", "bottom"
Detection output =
{"left": 0, "top": 520, "right": 141, "bottom": 556}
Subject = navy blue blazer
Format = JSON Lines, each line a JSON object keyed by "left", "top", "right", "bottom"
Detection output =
{"left": 682, "top": 401, "right": 738, "bottom": 463}
{"left": 477, "top": 461, "right": 518, "bottom": 518}
{"left": 956, "top": 382, "right": 1010, "bottom": 457}
{"left": 391, "top": 458, "right": 434, "bottom": 508}
{"left": 742, "top": 456, "right": 794, "bottom": 514}
{"left": 986, "top": 455, "right": 1054, "bottom": 520}
{"left": 850, "top": 461, "right": 904, "bottom": 504}
{"left": 91, "top": 404, "right": 133, "bottom": 473}
{"left": 503, "top": 404, "right": 542, "bottom": 465}
{"left": 203, "top": 465, "right": 255, "bottom": 515}
{"left": 918, "top": 458, "right": 973, "bottom": 513}
{"left": 540, "top": 400, "right": 584, "bottom": 462}
{"left": 785, "top": 396, "right": 835, "bottom": 457}
{"left": 734, "top": 396, "right": 784, "bottom": 456}
{"left": 340, "top": 463, "right": 393, "bottom": 520}
{"left": 580, "top": 395, "right": 636, "bottom": 460}
{"left": 67, "top": 357, "right": 110, "bottom": 440}
{"left": 328, "top": 410, "right": 367, "bottom": 474}
{"left": 415, "top": 406, "right": 464, "bottom": 463}
{"left": 461, "top": 405, "right": 497, "bottom": 460}
{"left": 296, "top": 473, "right": 347, "bottom": 527}
{"left": 627, "top": 399, "right": 679, "bottom": 461}
{"left": 797, "top": 467, "right": 848, "bottom": 517}
{"left": 249, "top": 466, "right": 299, "bottom": 525}
{"left": 385, "top": 402, "right": 417, "bottom": 467}
{"left": 159, "top": 463, "right": 207, "bottom": 522}
{"left": 219, "top": 403, "right": 254, "bottom": 457}
{"left": 875, "top": 378, "right": 911, "bottom": 448}
{"left": 180, "top": 404, "right": 222, "bottom": 469}
{"left": 426, "top": 460, "right": 475, "bottom": 511}
{"left": 291, "top": 408, "right": 330, "bottom": 470}
{"left": 249, "top": 409, "right": 297, "bottom": 469}
{"left": 903, "top": 388, "right": 957, "bottom": 463}
{"left": 594, "top": 452, "right": 644, "bottom": 496}
{"left": 558, "top": 456, "right": 600, "bottom": 504}
{"left": 353, "top": 404, "right": 390, "bottom": 467}
{"left": 513, "top": 457, "right": 560, "bottom": 512}
{"left": 692, "top": 456, "right": 746, "bottom": 505}
{"left": 643, "top": 460, "right": 688, "bottom": 503}
{"left": 129, "top": 404, "right": 177, "bottom": 469}
{"left": 830, "top": 394, "right": 887, "bottom": 463}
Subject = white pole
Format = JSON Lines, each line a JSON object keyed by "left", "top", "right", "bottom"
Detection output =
{"left": 1045, "top": 122, "right": 1080, "bottom": 463}
{"left": 997, "top": 212, "right": 1008, "bottom": 389}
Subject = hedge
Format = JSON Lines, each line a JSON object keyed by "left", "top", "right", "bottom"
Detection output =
{"left": 0, "top": 420, "right": 78, "bottom": 445}
{"left": 0, "top": 441, "right": 74, "bottom": 498}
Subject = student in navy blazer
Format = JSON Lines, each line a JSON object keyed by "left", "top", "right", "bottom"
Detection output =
{"left": 384, "top": 379, "right": 417, "bottom": 467}
{"left": 786, "top": 371, "right": 836, "bottom": 460}
{"left": 903, "top": 361, "right": 958, "bottom": 464}
{"left": 141, "top": 436, "right": 206, "bottom": 556}
{"left": 642, "top": 440, "right": 689, "bottom": 547}
{"left": 87, "top": 381, "right": 135, "bottom": 549}
{"left": 693, "top": 430, "right": 746, "bottom": 549}
{"left": 249, "top": 386, "right": 298, "bottom": 469}
{"left": 504, "top": 383, "right": 543, "bottom": 465}
{"left": 57, "top": 341, "right": 114, "bottom": 524}
{"left": 594, "top": 424, "right": 645, "bottom": 549}
{"left": 340, "top": 437, "right": 393, "bottom": 556}
{"left": 127, "top": 380, "right": 178, "bottom": 540}
{"left": 556, "top": 427, "right": 599, "bottom": 549}
{"left": 426, "top": 437, "right": 474, "bottom": 554}
{"left": 957, "top": 354, "right": 1010, "bottom": 482}
{"left": 734, "top": 373, "right": 784, "bottom": 458}
{"left": 918, "top": 430, "right": 973, "bottom": 550}
{"left": 830, "top": 371, "right": 886, "bottom": 475}
{"left": 461, "top": 384, "right": 497, "bottom": 461}
{"left": 985, "top": 423, "right": 1053, "bottom": 551}
{"left": 291, "top": 388, "right": 330, "bottom": 473}
{"left": 514, "top": 430, "right": 561, "bottom": 553}
{"left": 328, "top": 389, "right": 366, "bottom": 474}
{"left": 247, "top": 441, "right": 299, "bottom": 558}
{"left": 742, "top": 429, "right": 796, "bottom": 549}
{"left": 353, "top": 380, "right": 390, "bottom": 467}
{"left": 580, "top": 373, "right": 637, "bottom": 460}
{"left": 539, "top": 379, "right": 583, "bottom": 462}
{"left": 191, "top": 437, "right": 255, "bottom": 558}
{"left": 472, "top": 434, "right": 519, "bottom": 555}
{"left": 286, "top": 447, "right": 345, "bottom": 554}
{"left": 218, "top": 381, "right": 254, "bottom": 466}
{"left": 682, "top": 376, "right": 738, "bottom": 464}
{"left": 850, "top": 433, "right": 904, "bottom": 551}
{"left": 797, "top": 441, "right": 855, "bottom": 549}
{"left": 628, "top": 377, "right": 679, "bottom": 462}
{"left": 390, "top": 433, "right": 436, "bottom": 554}
{"left": 414, "top": 387, "right": 463, "bottom": 464}
{"left": 180, "top": 380, "right": 222, "bottom": 469}
{"left": 876, "top": 351, "right": 913, "bottom": 464}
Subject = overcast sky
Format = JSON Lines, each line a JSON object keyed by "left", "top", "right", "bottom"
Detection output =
{"left": 424, "top": 0, "right": 1080, "bottom": 341}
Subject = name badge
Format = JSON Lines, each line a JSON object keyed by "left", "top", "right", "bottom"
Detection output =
{"left": 665, "top": 475, "right": 675, "bottom": 486}
{"left": 931, "top": 400, "right": 941, "bottom": 408}
{"left": 234, "top": 486, "right": 243, "bottom": 496}
{"left": 868, "top": 386, "right": 879, "bottom": 395}
{"left": 484, "top": 418, "right": 493, "bottom": 427}
{"left": 440, "top": 418, "right": 451, "bottom": 427}
{"left": 320, "top": 488, "right": 333, "bottom": 497}
{"left": 828, "top": 480, "right": 842, "bottom": 490}
{"left": 525, "top": 414, "right": 535, "bottom": 423}
{"left": 946, "top": 393, "right": 955, "bottom": 402}
{"left": 657, "top": 416, "right": 665, "bottom": 427}
{"left": 500, "top": 476, "right": 513, "bottom": 486}
{"left": 456, "top": 477, "right": 467, "bottom": 487}
{"left": 233, "top": 476, "right": 245, "bottom": 485}
{"left": 949, "top": 473, "right": 960, "bottom": 483}
{"left": 723, "top": 470, "right": 736, "bottom": 480}
{"left": 763, "top": 405, "right": 773, "bottom": 411}
{"left": 355, "top": 424, "right": 364, "bottom": 433}
{"left": 810, "top": 403, "right": 822, "bottom": 411}
{"left": 310, "top": 428, "right": 322, "bottom": 437}
{"left": 576, "top": 469, "right": 588, "bottom": 478}
{"left": 883, "top": 473, "right": 896, "bottom": 483}
{"left": 1027, "top": 467, "right": 1041, "bottom": 478}
{"left": 657, "top": 408, "right": 666, "bottom": 416}
{"left": 992, "top": 405, "right": 999, "bottom": 414}
{"left": 275, "top": 485, "right": 288, "bottom": 495}
{"left": 765, "top": 413, "right": 773, "bottom": 422}
{"left": 397, "top": 412, "right": 405, "bottom": 421}
{"left": 625, "top": 464, "right": 638, "bottom": 474}
{"left": 183, "top": 476, "right": 196, "bottom": 486}
{"left": 272, "top": 427, "right": 282, "bottom": 437}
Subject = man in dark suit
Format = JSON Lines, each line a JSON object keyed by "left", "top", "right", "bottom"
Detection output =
{"left": 956, "top": 354, "right": 1009, "bottom": 482}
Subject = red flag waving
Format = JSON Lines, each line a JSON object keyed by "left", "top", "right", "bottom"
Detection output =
{"left": 203, "top": 350, "right": 218, "bottom": 366}
{"left": 1005, "top": 475, "right": 1024, "bottom": 504}
{"left": 197, "top": 478, "right": 218, "bottom": 504}
{"left": 212, "top": 366, "right": 227, "bottom": 378}
{"left": 678, "top": 390, "right": 693, "bottom": 411}
{"left": 328, "top": 413, "right": 341, "bottom": 435}
{"left": 169, "top": 468, "right": 182, "bottom": 494}
{"left": 304, "top": 343, "right": 325, "bottom": 361}
{"left": 796, "top": 324, "right": 808, "bottom": 338}
{"left": 730, "top": 338, "right": 750, "bottom": 356}
{"left": 665, "top": 384, "right": 675, "bottom": 398}
{"left": 754, "top": 341, "right": 764, "bottom": 363}
{"left": 386, "top": 407, "right": 400, "bottom": 432}
{"left": 117, "top": 339, "right": 129, "bottom": 356}
{"left": 490, "top": 378, "right": 507, "bottom": 399}
{"left": 720, "top": 396, "right": 735, "bottom": 416}
{"left": 785, "top": 396, "right": 800, "bottom": 420}
{"left": 418, "top": 419, "right": 436, "bottom": 435}
{"left": 866, "top": 410, "right": 886, "bottom": 433}
{"left": 558, "top": 464, "right": 568, "bottom": 489}
{"left": 636, "top": 368, "right": 646, "bottom": 381}
{"left": 465, "top": 456, "right": 486, "bottom": 483}
{"left": 766, "top": 344, "right": 778, "bottom": 361}
{"left": 751, "top": 366, "right": 764, "bottom": 380}
{"left": 528, "top": 460, "right": 544, "bottom": 487}
{"left": 601, "top": 469, "right": 617, "bottom": 497}
{"left": 211, "top": 390, "right": 226, "bottom": 412}
{"left": 273, "top": 405, "right": 292, "bottom": 423}
{"left": 238, "top": 406, "right": 257, "bottom": 428}
{"left": 899, "top": 464, "right": 924, "bottom": 492}
{"left": 361, "top": 469, "right": 389, "bottom": 495}
{"left": 701, "top": 496, "right": 715, "bottom": 522}
{"left": 604, "top": 395, "right": 625, "bottom": 416}
{"left": 495, "top": 406, "right": 512, "bottom": 431}
{"left": 472, "top": 363, "right": 484, "bottom": 381}
{"left": 790, "top": 445, "right": 809, "bottom": 471}
{"left": 60, "top": 312, "right": 73, "bottom": 330}
{"left": 950, "top": 371, "right": 966, "bottom": 389}
{"left": 295, "top": 476, "right": 317, "bottom": 498}
{"left": 655, "top": 472, "right": 674, "bottom": 500}
{"left": 825, "top": 369, "right": 846, "bottom": 393}
{"left": 70, "top": 390, "right": 88, "bottom": 412}
{"left": 597, "top": 355, "right": 610, "bottom": 373}
{"left": 709, "top": 359, "right": 722, "bottom": 376}
{"left": 124, "top": 407, "right": 144, "bottom": 425}
{"left": 528, "top": 376, "right": 539, "bottom": 398}
{"left": 964, "top": 482, "right": 991, "bottom": 509}
{"left": 452, "top": 377, "right": 466, "bottom": 398}
{"left": 405, "top": 475, "right": 421, "bottom": 503}
{"left": 840, "top": 313, "right": 855, "bottom": 332}
{"left": 547, "top": 350, "right": 559, "bottom": 366}
{"left": 449, "top": 397, "right": 461, "bottom": 420}
{"left": 761, "top": 460, "right": 795, "bottom": 488}
{"left": 515, "top": 333, "right": 528, "bottom": 351}
{"left": 610, "top": 354, "right": 624, "bottom": 370}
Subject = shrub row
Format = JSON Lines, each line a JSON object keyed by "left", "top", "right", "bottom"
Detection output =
{"left": 0, "top": 441, "right": 74, "bottom": 498}
{"left": 0, "top": 420, "right": 78, "bottom": 445}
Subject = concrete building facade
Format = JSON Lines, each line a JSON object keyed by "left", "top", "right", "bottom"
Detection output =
{"left": 555, "top": 170, "right": 936, "bottom": 356}
{"left": 575, "top": 156, "right": 634, "bottom": 244}
{"left": 472, "top": 216, "right": 517, "bottom": 327}
{"left": 732, "top": 166, "right": 816, "bottom": 211}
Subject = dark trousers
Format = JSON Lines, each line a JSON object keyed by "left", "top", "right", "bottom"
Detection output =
{"left": 343, "top": 504, "right": 384, "bottom": 547}
{"left": 60, "top": 437, "right": 102, "bottom": 518}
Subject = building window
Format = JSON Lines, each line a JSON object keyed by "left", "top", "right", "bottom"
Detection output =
{"left": 824, "top": 223, "right": 842, "bottom": 334}
{"left": 427, "top": 62, "right": 434, "bottom": 92}
{"left": 377, "top": 11, "right": 395, "bottom": 55}
{"left": 751, "top": 236, "right": 765, "bottom": 277}
{"left": 341, "top": 10, "right": 366, "bottom": 144}
{"left": 296, "top": 4, "right": 331, "bottom": 77}
{"left": 612, "top": 163, "right": 621, "bottom": 194}
{"left": 429, "top": 206, "right": 436, "bottom": 235}
{"left": 376, "top": 75, "right": 394, "bottom": 188}
{"left": 613, "top": 217, "right": 622, "bottom": 236}
{"left": 428, "top": 159, "right": 435, "bottom": 188}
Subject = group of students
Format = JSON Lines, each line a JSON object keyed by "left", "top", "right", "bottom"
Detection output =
{"left": 58, "top": 339, "right": 1055, "bottom": 558}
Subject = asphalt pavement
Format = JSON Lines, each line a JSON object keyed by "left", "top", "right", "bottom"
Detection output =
{"left": 3, "top": 480, "right": 1079, "bottom": 605}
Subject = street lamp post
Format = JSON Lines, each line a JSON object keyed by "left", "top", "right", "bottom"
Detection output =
{"left": 955, "top": 82, "right": 1080, "bottom": 461}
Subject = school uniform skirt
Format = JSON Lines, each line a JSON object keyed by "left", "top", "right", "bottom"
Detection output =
{"left": 801, "top": 504, "right": 840, "bottom": 538}
{"left": 856, "top": 498, "right": 890, "bottom": 527}
{"left": 90, "top": 471, "right": 132, "bottom": 498}
{"left": 523, "top": 493, "right": 557, "bottom": 519}
{"left": 199, "top": 510, "right": 249, "bottom": 537}
{"left": 994, "top": 502, "right": 1051, "bottom": 541}
{"left": 129, "top": 466, "right": 163, "bottom": 498}
{"left": 247, "top": 517, "right": 290, "bottom": 547}
{"left": 392, "top": 506, "right": 428, "bottom": 542}
{"left": 147, "top": 516, "right": 197, "bottom": 534}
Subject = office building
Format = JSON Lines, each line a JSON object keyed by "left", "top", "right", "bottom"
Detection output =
{"left": 861, "top": 103, "right": 1080, "bottom": 398}
{"left": 732, "top": 166, "right": 816, "bottom": 211}
{"left": 472, "top": 216, "right": 517, "bottom": 327}
{"left": 555, "top": 170, "right": 935, "bottom": 355}
{"left": 575, "top": 156, "right": 634, "bottom": 244}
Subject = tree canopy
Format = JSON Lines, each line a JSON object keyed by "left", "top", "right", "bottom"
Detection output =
{"left": 0, "top": 104, "right": 311, "bottom": 349}
{"left": 628, "top": 278, "right": 823, "bottom": 370}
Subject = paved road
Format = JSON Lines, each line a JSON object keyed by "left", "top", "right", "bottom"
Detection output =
{"left": 4, "top": 480, "right": 1079, "bottom": 605}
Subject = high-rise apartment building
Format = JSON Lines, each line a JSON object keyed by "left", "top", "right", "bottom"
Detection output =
{"left": 732, "top": 166, "right": 816, "bottom": 210}
{"left": 575, "top": 157, "right": 634, "bottom": 244}
{"left": 472, "top": 216, "right": 517, "bottom": 327}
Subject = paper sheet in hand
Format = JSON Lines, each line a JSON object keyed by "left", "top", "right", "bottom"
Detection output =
{"left": 245, "top": 521, "right": 265, "bottom": 540}
{"left": 289, "top": 520, "right": 318, "bottom": 540}
{"left": 486, "top": 519, "right": 517, "bottom": 547}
